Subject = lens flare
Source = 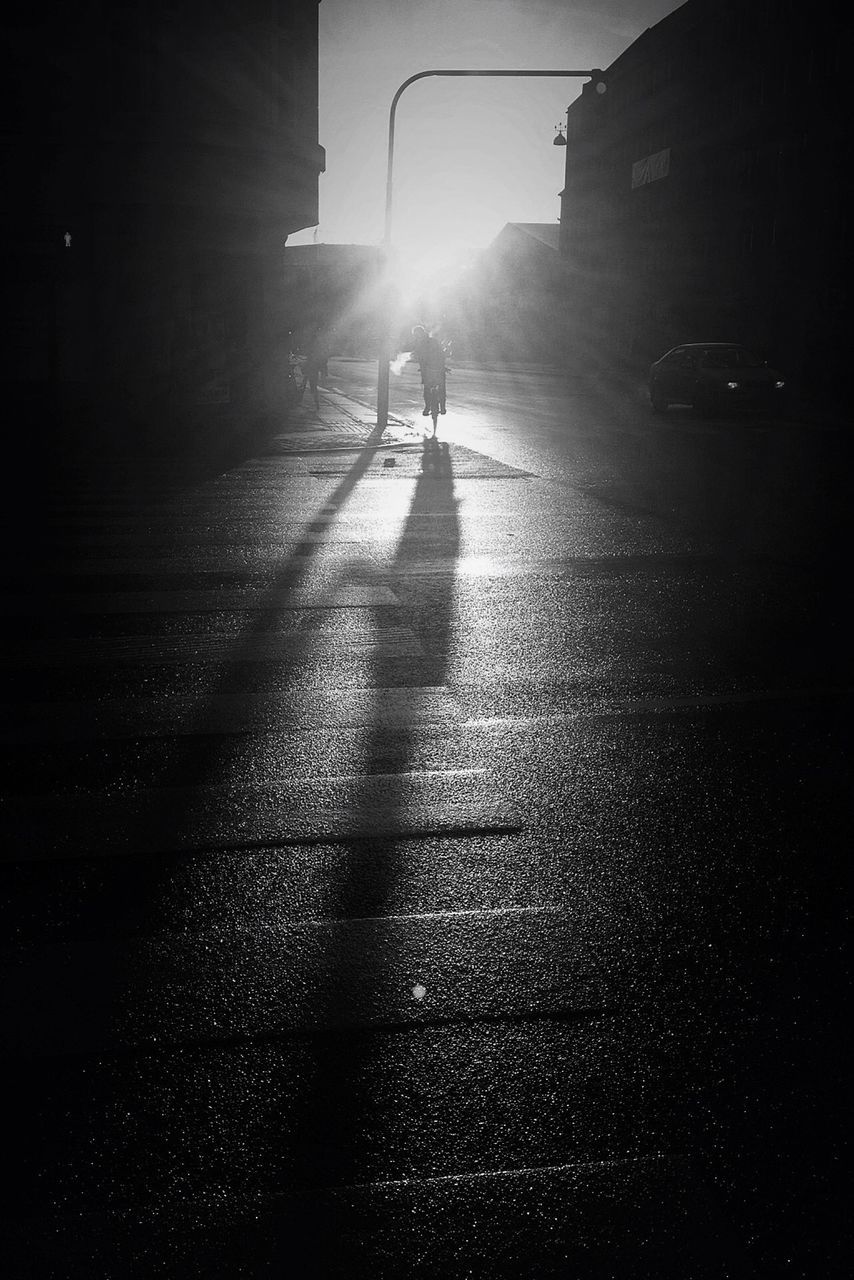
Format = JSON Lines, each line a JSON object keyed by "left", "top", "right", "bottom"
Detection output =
{"left": 389, "top": 240, "right": 475, "bottom": 310}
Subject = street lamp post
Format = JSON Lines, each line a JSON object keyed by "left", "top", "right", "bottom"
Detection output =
{"left": 376, "top": 67, "right": 605, "bottom": 429}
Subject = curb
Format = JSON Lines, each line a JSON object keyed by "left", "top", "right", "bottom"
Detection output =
{"left": 269, "top": 434, "right": 423, "bottom": 455}
{"left": 271, "top": 388, "right": 422, "bottom": 454}
{"left": 324, "top": 387, "right": 418, "bottom": 433}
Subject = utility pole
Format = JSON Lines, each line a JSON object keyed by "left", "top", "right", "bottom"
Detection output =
{"left": 376, "top": 68, "right": 606, "bottom": 429}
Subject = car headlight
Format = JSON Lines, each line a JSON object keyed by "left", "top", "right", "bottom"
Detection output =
{"left": 726, "top": 380, "right": 739, "bottom": 390}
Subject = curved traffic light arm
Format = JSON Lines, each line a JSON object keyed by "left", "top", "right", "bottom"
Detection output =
{"left": 377, "top": 67, "right": 605, "bottom": 427}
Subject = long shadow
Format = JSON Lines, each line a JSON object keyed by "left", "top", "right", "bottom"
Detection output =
{"left": 3, "top": 404, "right": 419, "bottom": 1225}
{"left": 336, "top": 437, "right": 460, "bottom": 916}
{"left": 86, "top": 422, "right": 406, "bottom": 998}
{"left": 114, "top": 434, "right": 460, "bottom": 1262}
{"left": 284, "top": 438, "right": 460, "bottom": 1243}
{"left": 11, "top": 422, "right": 463, "bottom": 1266}
{"left": 137, "top": 421, "right": 396, "bottom": 803}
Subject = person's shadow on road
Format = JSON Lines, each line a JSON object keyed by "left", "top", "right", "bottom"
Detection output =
{"left": 286, "top": 444, "right": 461, "bottom": 1226}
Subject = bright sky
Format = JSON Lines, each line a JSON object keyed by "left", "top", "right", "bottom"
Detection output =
{"left": 289, "top": 0, "right": 684, "bottom": 293}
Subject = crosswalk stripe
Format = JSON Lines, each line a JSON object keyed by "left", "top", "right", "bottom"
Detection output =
{"left": 2, "top": 687, "right": 462, "bottom": 741}
{"left": 3, "top": 769, "right": 520, "bottom": 860}
{"left": 1, "top": 906, "right": 606, "bottom": 1053}
{"left": 6, "top": 627, "right": 425, "bottom": 666}
{"left": 2, "top": 586, "right": 399, "bottom": 613}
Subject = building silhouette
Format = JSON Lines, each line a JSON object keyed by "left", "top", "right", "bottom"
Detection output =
{"left": 558, "top": 0, "right": 849, "bottom": 401}
{"left": 282, "top": 242, "right": 384, "bottom": 358}
{"left": 3, "top": 2, "right": 325, "bottom": 438}
{"left": 443, "top": 223, "right": 570, "bottom": 364}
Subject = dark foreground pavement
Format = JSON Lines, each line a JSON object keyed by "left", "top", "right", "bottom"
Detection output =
{"left": 2, "top": 383, "right": 851, "bottom": 1277}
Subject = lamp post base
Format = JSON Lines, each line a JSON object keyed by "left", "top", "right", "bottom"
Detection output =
{"left": 376, "top": 352, "right": 390, "bottom": 430}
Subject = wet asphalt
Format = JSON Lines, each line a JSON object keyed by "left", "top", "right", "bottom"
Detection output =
{"left": 2, "top": 366, "right": 851, "bottom": 1277}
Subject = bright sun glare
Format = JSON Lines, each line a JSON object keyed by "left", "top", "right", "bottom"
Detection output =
{"left": 389, "top": 238, "right": 476, "bottom": 308}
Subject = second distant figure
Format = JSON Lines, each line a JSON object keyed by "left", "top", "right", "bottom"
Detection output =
{"left": 301, "top": 326, "right": 330, "bottom": 412}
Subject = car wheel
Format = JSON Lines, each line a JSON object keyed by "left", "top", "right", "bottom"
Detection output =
{"left": 649, "top": 381, "right": 668, "bottom": 411}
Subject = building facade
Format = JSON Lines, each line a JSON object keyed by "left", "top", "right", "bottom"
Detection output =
{"left": 282, "top": 243, "right": 384, "bottom": 358}
{"left": 559, "top": 0, "right": 849, "bottom": 398}
{"left": 3, "top": 1, "right": 325, "bottom": 434}
{"left": 442, "top": 223, "right": 571, "bottom": 364}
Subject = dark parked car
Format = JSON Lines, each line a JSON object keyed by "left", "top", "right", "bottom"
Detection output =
{"left": 649, "top": 343, "right": 786, "bottom": 416}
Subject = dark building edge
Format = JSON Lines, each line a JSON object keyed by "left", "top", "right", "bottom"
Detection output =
{"left": 558, "top": 0, "right": 851, "bottom": 407}
{"left": 3, "top": 1, "right": 325, "bottom": 461}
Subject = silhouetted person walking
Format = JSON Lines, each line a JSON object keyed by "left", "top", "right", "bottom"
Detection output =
{"left": 301, "top": 327, "right": 329, "bottom": 412}
{"left": 411, "top": 325, "right": 447, "bottom": 416}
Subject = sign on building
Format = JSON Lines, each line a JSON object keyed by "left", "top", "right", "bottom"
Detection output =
{"left": 631, "top": 147, "right": 671, "bottom": 189}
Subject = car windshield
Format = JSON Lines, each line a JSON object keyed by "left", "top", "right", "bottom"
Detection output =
{"left": 700, "top": 347, "right": 764, "bottom": 369}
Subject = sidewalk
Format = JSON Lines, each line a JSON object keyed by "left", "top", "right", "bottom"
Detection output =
{"left": 9, "top": 383, "right": 423, "bottom": 479}
{"left": 275, "top": 386, "right": 422, "bottom": 452}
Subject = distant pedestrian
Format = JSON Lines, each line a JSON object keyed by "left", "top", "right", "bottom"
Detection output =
{"left": 302, "top": 327, "right": 330, "bottom": 412}
{"left": 411, "top": 325, "right": 447, "bottom": 416}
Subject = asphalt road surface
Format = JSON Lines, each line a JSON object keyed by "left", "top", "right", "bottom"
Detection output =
{"left": 3, "top": 364, "right": 851, "bottom": 1277}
